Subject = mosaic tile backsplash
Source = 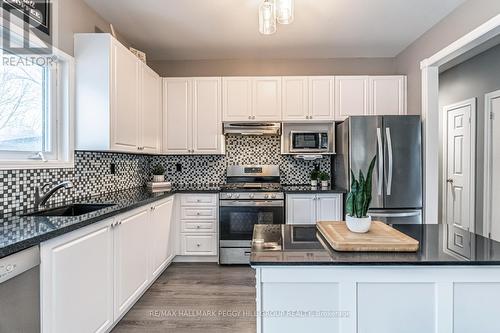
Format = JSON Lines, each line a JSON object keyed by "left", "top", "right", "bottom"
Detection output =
{"left": 1, "top": 136, "right": 331, "bottom": 214}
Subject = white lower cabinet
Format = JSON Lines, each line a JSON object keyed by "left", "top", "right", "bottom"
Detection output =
{"left": 113, "top": 208, "right": 150, "bottom": 319}
{"left": 286, "top": 193, "right": 343, "bottom": 224}
{"left": 178, "top": 194, "right": 218, "bottom": 257}
{"left": 41, "top": 220, "right": 114, "bottom": 333}
{"left": 41, "top": 197, "right": 174, "bottom": 333}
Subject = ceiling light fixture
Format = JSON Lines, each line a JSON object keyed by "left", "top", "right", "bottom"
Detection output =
{"left": 259, "top": 0, "right": 294, "bottom": 35}
{"left": 276, "top": 0, "right": 294, "bottom": 24}
{"left": 259, "top": 0, "right": 277, "bottom": 35}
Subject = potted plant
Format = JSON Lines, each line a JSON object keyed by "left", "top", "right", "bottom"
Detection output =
{"left": 152, "top": 164, "right": 166, "bottom": 183}
{"left": 310, "top": 169, "right": 320, "bottom": 187}
{"left": 319, "top": 171, "right": 330, "bottom": 187}
{"left": 345, "top": 157, "right": 376, "bottom": 233}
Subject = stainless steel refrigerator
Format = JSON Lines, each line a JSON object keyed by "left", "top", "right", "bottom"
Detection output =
{"left": 335, "top": 116, "right": 423, "bottom": 224}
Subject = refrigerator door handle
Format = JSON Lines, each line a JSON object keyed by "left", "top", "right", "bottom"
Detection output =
{"left": 369, "top": 212, "right": 421, "bottom": 218}
{"left": 376, "top": 128, "right": 383, "bottom": 196}
{"left": 386, "top": 127, "right": 393, "bottom": 196}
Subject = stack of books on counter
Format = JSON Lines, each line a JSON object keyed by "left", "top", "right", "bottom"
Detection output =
{"left": 147, "top": 181, "right": 172, "bottom": 193}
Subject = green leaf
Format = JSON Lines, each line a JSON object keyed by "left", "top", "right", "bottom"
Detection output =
{"left": 355, "top": 171, "right": 366, "bottom": 217}
{"left": 363, "top": 156, "right": 377, "bottom": 216}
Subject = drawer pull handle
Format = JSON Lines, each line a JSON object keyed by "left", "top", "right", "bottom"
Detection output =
{"left": 197, "top": 199, "right": 201, "bottom": 202}
{"left": 196, "top": 212, "right": 200, "bottom": 216}
{"left": 197, "top": 243, "right": 201, "bottom": 247}
{"left": 196, "top": 225, "right": 201, "bottom": 229}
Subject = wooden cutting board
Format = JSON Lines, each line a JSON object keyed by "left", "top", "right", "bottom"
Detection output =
{"left": 316, "top": 221, "right": 419, "bottom": 252}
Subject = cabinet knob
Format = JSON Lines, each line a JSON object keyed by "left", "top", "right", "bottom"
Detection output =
{"left": 196, "top": 212, "right": 200, "bottom": 215}
{"left": 196, "top": 243, "right": 201, "bottom": 247}
{"left": 196, "top": 225, "right": 201, "bottom": 229}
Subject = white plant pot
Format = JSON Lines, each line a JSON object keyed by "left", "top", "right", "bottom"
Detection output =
{"left": 152, "top": 175, "right": 165, "bottom": 183}
{"left": 321, "top": 180, "right": 329, "bottom": 187}
{"left": 345, "top": 215, "right": 372, "bottom": 233}
{"left": 311, "top": 180, "right": 318, "bottom": 187}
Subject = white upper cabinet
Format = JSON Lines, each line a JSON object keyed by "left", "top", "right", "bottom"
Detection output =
{"left": 163, "top": 78, "right": 223, "bottom": 155}
{"left": 163, "top": 78, "right": 192, "bottom": 154}
{"left": 334, "top": 76, "right": 370, "bottom": 121}
{"left": 309, "top": 76, "right": 335, "bottom": 121}
{"left": 112, "top": 42, "right": 140, "bottom": 152}
{"left": 193, "top": 78, "right": 223, "bottom": 153}
{"left": 223, "top": 77, "right": 282, "bottom": 121}
{"left": 222, "top": 77, "right": 253, "bottom": 121}
{"left": 140, "top": 65, "right": 162, "bottom": 153}
{"left": 252, "top": 77, "right": 282, "bottom": 121}
{"left": 75, "top": 33, "right": 162, "bottom": 154}
{"left": 369, "top": 76, "right": 407, "bottom": 116}
{"left": 282, "top": 77, "right": 309, "bottom": 121}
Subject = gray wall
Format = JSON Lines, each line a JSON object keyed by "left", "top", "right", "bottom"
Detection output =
{"left": 396, "top": 0, "right": 500, "bottom": 115}
{"left": 439, "top": 42, "right": 500, "bottom": 234}
{"left": 148, "top": 58, "right": 398, "bottom": 77}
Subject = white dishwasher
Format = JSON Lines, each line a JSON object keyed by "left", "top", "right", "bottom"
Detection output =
{"left": 0, "top": 246, "right": 40, "bottom": 333}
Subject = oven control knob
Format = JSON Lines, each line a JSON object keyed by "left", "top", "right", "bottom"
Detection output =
{"left": 234, "top": 194, "right": 240, "bottom": 199}
{"left": 249, "top": 193, "right": 254, "bottom": 199}
{"left": 264, "top": 194, "right": 269, "bottom": 199}
{"left": 226, "top": 193, "right": 233, "bottom": 199}
{"left": 271, "top": 194, "right": 277, "bottom": 199}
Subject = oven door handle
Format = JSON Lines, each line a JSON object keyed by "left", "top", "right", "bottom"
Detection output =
{"left": 220, "top": 201, "right": 284, "bottom": 207}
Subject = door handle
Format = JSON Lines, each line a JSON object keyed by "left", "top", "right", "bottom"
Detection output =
{"left": 386, "top": 127, "right": 393, "bottom": 196}
{"left": 376, "top": 128, "right": 383, "bottom": 196}
{"left": 447, "top": 179, "right": 454, "bottom": 183}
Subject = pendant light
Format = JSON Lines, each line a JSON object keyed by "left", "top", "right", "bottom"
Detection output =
{"left": 276, "top": 0, "right": 294, "bottom": 24}
{"left": 259, "top": 0, "right": 276, "bottom": 35}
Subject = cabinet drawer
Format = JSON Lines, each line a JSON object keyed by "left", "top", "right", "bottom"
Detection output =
{"left": 180, "top": 194, "right": 217, "bottom": 207}
{"left": 181, "top": 234, "right": 217, "bottom": 255}
{"left": 182, "top": 221, "right": 215, "bottom": 233}
{"left": 181, "top": 207, "right": 217, "bottom": 220}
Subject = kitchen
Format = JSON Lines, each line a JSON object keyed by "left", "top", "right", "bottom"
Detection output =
{"left": 1, "top": 1, "right": 500, "bottom": 333}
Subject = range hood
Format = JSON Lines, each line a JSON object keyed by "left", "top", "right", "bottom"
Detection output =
{"left": 223, "top": 122, "right": 281, "bottom": 136}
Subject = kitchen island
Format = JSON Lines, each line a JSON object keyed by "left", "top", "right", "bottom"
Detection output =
{"left": 251, "top": 224, "right": 500, "bottom": 333}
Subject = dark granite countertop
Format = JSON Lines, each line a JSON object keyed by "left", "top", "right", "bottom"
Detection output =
{"left": 250, "top": 224, "right": 500, "bottom": 266}
{"left": 282, "top": 185, "right": 347, "bottom": 194}
{"left": 0, "top": 184, "right": 221, "bottom": 259}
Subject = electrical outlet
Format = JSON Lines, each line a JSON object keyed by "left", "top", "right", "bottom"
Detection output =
{"left": 176, "top": 163, "right": 182, "bottom": 172}
{"left": 110, "top": 163, "right": 116, "bottom": 175}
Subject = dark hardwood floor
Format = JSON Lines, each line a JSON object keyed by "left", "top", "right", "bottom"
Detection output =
{"left": 112, "top": 263, "right": 256, "bottom": 333}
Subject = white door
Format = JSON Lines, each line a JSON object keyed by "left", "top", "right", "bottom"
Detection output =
{"left": 140, "top": 65, "right": 162, "bottom": 153}
{"left": 316, "top": 194, "right": 343, "bottom": 222}
{"left": 112, "top": 42, "right": 140, "bottom": 152}
{"left": 286, "top": 194, "right": 317, "bottom": 224}
{"left": 444, "top": 99, "right": 475, "bottom": 231}
{"left": 370, "top": 76, "right": 407, "bottom": 115}
{"left": 192, "top": 78, "right": 222, "bottom": 154}
{"left": 484, "top": 90, "right": 500, "bottom": 241}
{"left": 222, "top": 77, "right": 252, "bottom": 121}
{"left": 309, "top": 76, "right": 335, "bottom": 121}
{"left": 252, "top": 77, "right": 282, "bottom": 121}
{"left": 114, "top": 208, "right": 150, "bottom": 318}
{"left": 41, "top": 220, "right": 114, "bottom": 333}
{"left": 163, "top": 78, "right": 192, "bottom": 154}
{"left": 149, "top": 198, "right": 174, "bottom": 279}
{"left": 282, "top": 77, "right": 309, "bottom": 121}
{"left": 334, "top": 76, "right": 369, "bottom": 121}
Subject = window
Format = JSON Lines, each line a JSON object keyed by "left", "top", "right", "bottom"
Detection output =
{"left": 0, "top": 27, "right": 73, "bottom": 169}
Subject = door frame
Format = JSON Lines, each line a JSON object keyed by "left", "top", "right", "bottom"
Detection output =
{"left": 483, "top": 89, "right": 500, "bottom": 237}
{"left": 442, "top": 98, "right": 476, "bottom": 231}
{"left": 421, "top": 13, "right": 500, "bottom": 223}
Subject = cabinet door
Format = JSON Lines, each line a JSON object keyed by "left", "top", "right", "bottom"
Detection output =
{"left": 41, "top": 220, "right": 114, "bottom": 333}
{"left": 114, "top": 208, "right": 150, "bottom": 318}
{"left": 253, "top": 77, "right": 282, "bottom": 121}
{"left": 335, "top": 76, "right": 370, "bottom": 121}
{"left": 222, "top": 77, "right": 252, "bottom": 121}
{"left": 370, "top": 76, "right": 407, "bottom": 116}
{"left": 309, "top": 76, "right": 335, "bottom": 120}
{"left": 282, "top": 77, "right": 309, "bottom": 121}
{"left": 149, "top": 198, "right": 174, "bottom": 279}
{"left": 111, "top": 42, "right": 140, "bottom": 152}
{"left": 193, "top": 78, "right": 222, "bottom": 154}
{"left": 286, "top": 194, "right": 317, "bottom": 224}
{"left": 316, "top": 194, "right": 343, "bottom": 222}
{"left": 141, "top": 65, "right": 162, "bottom": 153}
{"left": 163, "top": 78, "right": 192, "bottom": 154}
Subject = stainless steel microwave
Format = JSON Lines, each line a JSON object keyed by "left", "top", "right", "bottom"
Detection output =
{"left": 290, "top": 131, "right": 330, "bottom": 153}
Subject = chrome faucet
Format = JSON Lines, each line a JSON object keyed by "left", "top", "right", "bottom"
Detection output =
{"left": 34, "top": 181, "right": 74, "bottom": 209}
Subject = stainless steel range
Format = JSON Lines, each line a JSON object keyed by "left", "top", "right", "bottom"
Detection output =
{"left": 219, "top": 165, "right": 284, "bottom": 264}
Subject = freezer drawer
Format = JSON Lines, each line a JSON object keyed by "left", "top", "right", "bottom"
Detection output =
{"left": 369, "top": 209, "right": 422, "bottom": 225}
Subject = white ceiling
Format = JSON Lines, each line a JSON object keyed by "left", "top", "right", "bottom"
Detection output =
{"left": 84, "top": 0, "right": 466, "bottom": 61}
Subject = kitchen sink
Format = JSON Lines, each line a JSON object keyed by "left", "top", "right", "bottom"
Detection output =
{"left": 23, "top": 204, "right": 116, "bottom": 217}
